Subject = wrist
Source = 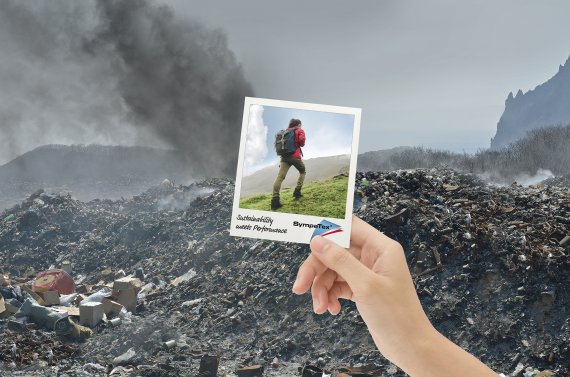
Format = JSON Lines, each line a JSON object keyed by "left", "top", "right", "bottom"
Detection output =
{"left": 386, "top": 320, "right": 439, "bottom": 375}
{"left": 367, "top": 309, "right": 435, "bottom": 373}
{"left": 401, "top": 326, "right": 498, "bottom": 377}
{"left": 404, "top": 324, "right": 442, "bottom": 375}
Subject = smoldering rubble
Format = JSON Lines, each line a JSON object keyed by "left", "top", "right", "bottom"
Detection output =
{"left": 0, "top": 169, "right": 568, "bottom": 376}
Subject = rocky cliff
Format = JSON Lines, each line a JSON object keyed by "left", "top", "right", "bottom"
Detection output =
{"left": 491, "top": 55, "right": 570, "bottom": 150}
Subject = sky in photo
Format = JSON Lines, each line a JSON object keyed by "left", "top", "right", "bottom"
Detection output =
{"left": 243, "top": 105, "right": 354, "bottom": 175}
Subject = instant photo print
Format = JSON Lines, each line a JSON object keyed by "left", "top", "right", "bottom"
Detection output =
{"left": 230, "top": 97, "right": 361, "bottom": 247}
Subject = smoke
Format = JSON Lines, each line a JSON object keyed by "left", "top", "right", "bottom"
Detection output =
{"left": 477, "top": 168, "right": 555, "bottom": 187}
{"left": 243, "top": 105, "right": 268, "bottom": 175}
{"left": 157, "top": 186, "right": 215, "bottom": 212}
{"left": 0, "top": 0, "right": 253, "bottom": 175}
{"left": 512, "top": 168, "right": 555, "bottom": 186}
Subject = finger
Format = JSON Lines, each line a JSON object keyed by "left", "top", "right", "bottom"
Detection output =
{"left": 311, "top": 269, "right": 337, "bottom": 313}
{"left": 330, "top": 244, "right": 362, "bottom": 283}
{"left": 292, "top": 252, "right": 327, "bottom": 294}
{"left": 351, "top": 215, "right": 396, "bottom": 246}
{"left": 329, "top": 281, "right": 353, "bottom": 301}
{"left": 311, "top": 236, "right": 374, "bottom": 293}
{"left": 327, "top": 281, "right": 353, "bottom": 315}
{"left": 294, "top": 217, "right": 374, "bottom": 294}
{"left": 327, "top": 292, "right": 341, "bottom": 315}
{"left": 293, "top": 236, "right": 362, "bottom": 294}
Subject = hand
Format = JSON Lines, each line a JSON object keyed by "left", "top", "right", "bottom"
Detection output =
{"left": 292, "top": 215, "right": 431, "bottom": 366}
{"left": 292, "top": 215, "right": 497, "bottom": 377}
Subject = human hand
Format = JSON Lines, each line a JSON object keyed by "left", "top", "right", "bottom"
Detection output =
{"left": 292, "top": 215, "right": 431, "bottom": 367}
{"left": 292, "top": 215, "right": 497, "bottom": 377}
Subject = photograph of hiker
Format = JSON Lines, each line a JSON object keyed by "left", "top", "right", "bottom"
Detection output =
{"left": 239, "top": 104, "right": 355, "bottom": 219}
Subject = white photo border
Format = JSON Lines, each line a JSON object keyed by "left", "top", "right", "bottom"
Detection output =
{"left": 230, "top": 97, "right": 361, "bottom": 248}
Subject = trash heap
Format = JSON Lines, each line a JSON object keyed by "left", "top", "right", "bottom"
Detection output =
{"left": 0, "top": 169, "right": 568, "bottom": 377}
{"left": 542, "top": 175, "right": 570, "bottom": 188}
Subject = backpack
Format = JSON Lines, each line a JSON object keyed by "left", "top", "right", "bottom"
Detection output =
{"left": 274, "top": 128, "right": 297, "bottom": 156}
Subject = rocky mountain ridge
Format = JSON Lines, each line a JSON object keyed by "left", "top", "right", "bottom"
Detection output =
{"left": 491, "top": 55, "right": 570, "bottom": 149}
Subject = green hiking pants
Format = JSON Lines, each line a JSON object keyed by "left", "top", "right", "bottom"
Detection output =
{"left": 272, "top": 156, "right": 306, "bottom": 199}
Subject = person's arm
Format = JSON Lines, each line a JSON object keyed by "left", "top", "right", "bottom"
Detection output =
{"left": 292, "top": 216, "right": 498, "bottom": 377}
{"left": 296, "top": 128, "right": 306, "bottom": 147}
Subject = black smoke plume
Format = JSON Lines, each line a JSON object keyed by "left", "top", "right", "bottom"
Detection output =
{"left": 0, "top": 0, "right": 253, "bottom": 176}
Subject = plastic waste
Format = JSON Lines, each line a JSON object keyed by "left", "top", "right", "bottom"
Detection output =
{"left": 82, "top": 287, "right": 112, "bottom": 303}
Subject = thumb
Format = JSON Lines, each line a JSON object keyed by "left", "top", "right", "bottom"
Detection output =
{"left": 310, "top": 236, "right": 374, "bottom": 293}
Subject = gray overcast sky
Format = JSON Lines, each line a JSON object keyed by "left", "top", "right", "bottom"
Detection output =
{"left": 164, "top": 0, "right": 570, "bottom": 153}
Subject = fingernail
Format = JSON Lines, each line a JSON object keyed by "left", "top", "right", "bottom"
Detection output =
{"left": 311, "top": 236, "right": 329, "bottom": 253}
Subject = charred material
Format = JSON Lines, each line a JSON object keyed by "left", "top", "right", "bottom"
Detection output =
{"left": 0, "top": 169, "right": 568, "bottom": 376}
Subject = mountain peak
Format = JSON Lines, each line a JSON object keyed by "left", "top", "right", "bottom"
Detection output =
{"left": 491, "top": 54, "right": 570, "bottom": 150}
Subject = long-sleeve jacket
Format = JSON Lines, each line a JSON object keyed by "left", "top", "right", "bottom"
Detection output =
{"left": 290, "top": 126, "right": 305, "bottom": 158}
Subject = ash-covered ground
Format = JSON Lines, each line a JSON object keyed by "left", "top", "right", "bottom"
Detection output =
{"left": 0, "top": 169, "right": 568, "bottom": 377}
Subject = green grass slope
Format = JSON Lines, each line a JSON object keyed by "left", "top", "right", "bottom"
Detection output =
{"left": 239, "top": 175, "right": 349, "bottom": 219}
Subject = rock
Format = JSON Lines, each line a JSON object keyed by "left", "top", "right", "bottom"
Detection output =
{"left": 271, "top": 357, "right": 279, "bottom": 368}
{"left": 387, "top": 364, "right": 398, "bottom": 375}
{"left": 112, "top": 348, "right": 137, "bottom": 366}
{"left": 83, "top": 362, "right": 107, "bottom": 373}
{"left": 512, "top": 362, "right": 525, "bottom": 376}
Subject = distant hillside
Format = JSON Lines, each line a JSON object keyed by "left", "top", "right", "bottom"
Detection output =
{"left": 357, "top": 146, "right": 412, "bottom": 172}
{"left": 360, "top": 124, "right": 570, "bottom": 184}
{"left": 0, "top": 144, "right": 194, "bottom": 210}
{"left": 491, "top": 55, "right": 570, "bottom": 149}
{"left": 240, "top": 154, "right": 349, "bottom": 198}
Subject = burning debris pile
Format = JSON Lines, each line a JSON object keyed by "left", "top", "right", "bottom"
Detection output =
{"left": 0, "top": 169, "right": 568, "bottom": 376}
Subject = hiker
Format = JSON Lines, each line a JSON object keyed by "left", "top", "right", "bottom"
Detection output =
{"left": 292, "top": 215, "right": 497, "bottom": 377}
{"left": 272, "top": 118, "right": 306, "bottom": 210}
{"left": 1, "top": 273, "right": 23, "bottom": 302}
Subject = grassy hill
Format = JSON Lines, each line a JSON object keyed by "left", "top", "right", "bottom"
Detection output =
{"left": 239, "top": 174, "right": 349, "bottom": 219}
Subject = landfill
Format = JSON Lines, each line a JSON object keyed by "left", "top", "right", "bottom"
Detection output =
{"left": 0, "top": 169, "right": 568, "bottom": 376}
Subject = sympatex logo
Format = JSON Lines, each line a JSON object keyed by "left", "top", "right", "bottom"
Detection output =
{"left": 311, "top": 220, "right": 343, "bottom": 239}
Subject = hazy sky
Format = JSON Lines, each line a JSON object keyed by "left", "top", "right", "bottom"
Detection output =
{"left": 165, "top": 0, "right": 570, "bottom": 153}
{"left": 1, "top": 0, "right": 569, "bottom": 166}
{"left": 243, "top": 105, "right": 354, "bottom": 175}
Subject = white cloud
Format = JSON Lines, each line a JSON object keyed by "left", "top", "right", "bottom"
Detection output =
{"left": 302, "top": 122, "right": 352, "bottom": 159}
{"left": 244, "top": 104, "right": 268, "bottom": 175}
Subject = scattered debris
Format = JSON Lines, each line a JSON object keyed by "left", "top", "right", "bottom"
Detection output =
{"left": 237, "top": 364, "right": 264, "bottom": 377}
{"left": 0, "top": 172, "right": 568, "bottom": 376}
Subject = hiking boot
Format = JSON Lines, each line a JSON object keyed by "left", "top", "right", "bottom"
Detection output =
{"left": 293, "top": 188, "right": 303, "bottom": 199}
{"left": 271, "top": 198, "right": 282, "bottom": 210}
